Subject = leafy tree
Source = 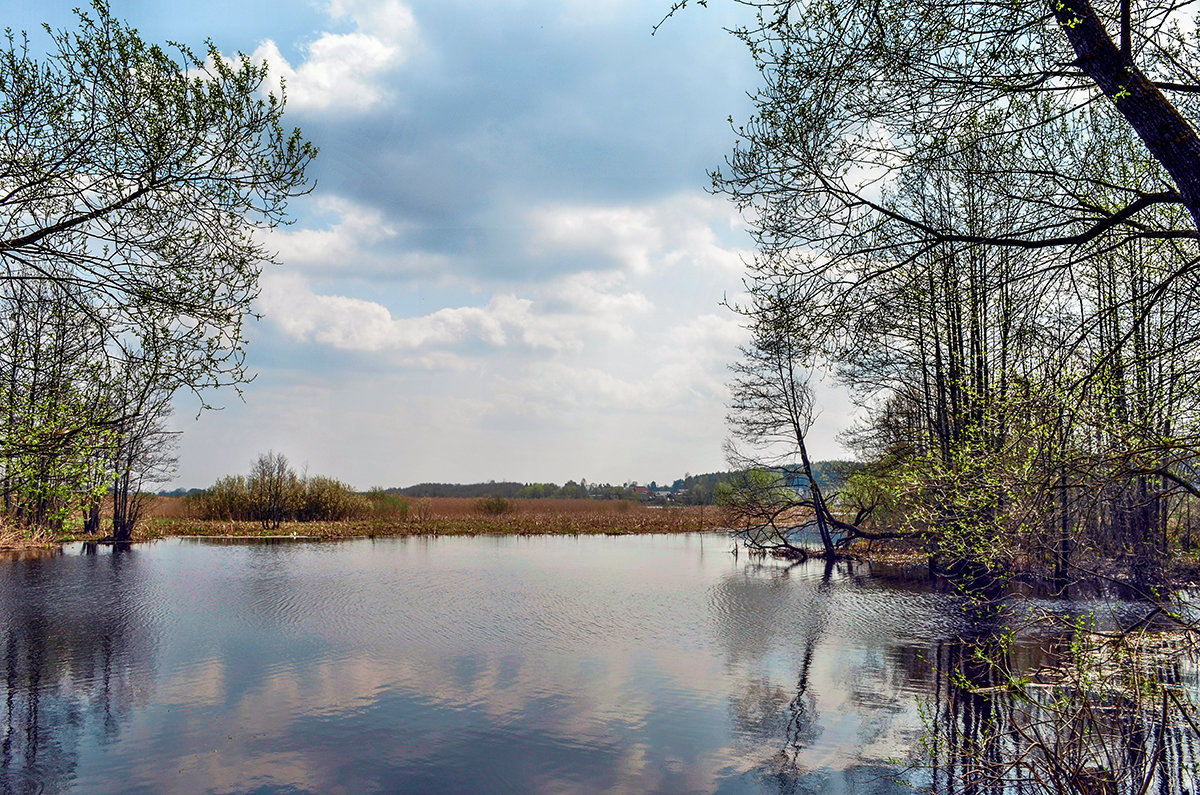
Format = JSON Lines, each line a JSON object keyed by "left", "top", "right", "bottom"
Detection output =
{"left": 665, "top": 0, "right": 1200, "bottom": 253}
{"left": 0, "top": 3, "right": 314, "bottom": 534}
{"left": 558, "top": 479, "right": 586, "bottom": 499}
{"left": 0, "top": 1, "right": 315, "bottom": 404}
{"left": 691, "top": 2, "right": 1200, "bottom": 781}
{"left": 0, "top": 280, "right": 113, "bottom": 530}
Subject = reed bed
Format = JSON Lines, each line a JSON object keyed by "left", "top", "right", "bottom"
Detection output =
{"left": 126, "top": 496, "right": 725, "bottom": 542}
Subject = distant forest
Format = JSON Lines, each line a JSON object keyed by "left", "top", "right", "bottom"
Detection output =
{"left": 388, "top": 461, "right": 859, "bottom": 505}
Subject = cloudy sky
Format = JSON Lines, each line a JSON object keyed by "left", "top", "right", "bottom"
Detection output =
{"left": 17, "top": 0, "right": 854, "bottom": 489}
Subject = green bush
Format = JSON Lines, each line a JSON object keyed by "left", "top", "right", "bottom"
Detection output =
{"left": 187, "top": 475, "right": 252, "bottom": 520}
{"left": 475, "top": 496, "right": 514, "bottom": 516}
{"left": 364, "top": 488, "right": 409, "bottom": 519}
{"left": 297, "top": 476, "right": 370, "bottom": 521}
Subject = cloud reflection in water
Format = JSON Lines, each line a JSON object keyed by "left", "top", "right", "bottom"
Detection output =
{"left": 2, "top": 535, "right": 995, "bottom": 793}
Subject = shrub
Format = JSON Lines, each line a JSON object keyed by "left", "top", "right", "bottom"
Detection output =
{"left": 364, "top": 488, "right": 409, "bottom": 519}
{"left": 188, "top": 475, "right": 253, "bottom": 521}
{"left": 297, "top": 476, "right": 369, "bottom": 521}
{"left": 189, "top": 454, "right": 369, "bottom": 524}
{"left": 475, "top": 496, "right": 514, "bottom": 516}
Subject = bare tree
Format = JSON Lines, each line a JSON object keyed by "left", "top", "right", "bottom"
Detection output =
{"left": 109, "top": 395, "right": 177, "bottom": 542}
{"left": 249, "top": 451, "right": 295, "bottom": 531}
{"left": 727, "top": 290, "right": 893, "bottom": 556}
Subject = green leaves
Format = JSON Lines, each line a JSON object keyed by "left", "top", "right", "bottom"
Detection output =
{"left": 0, "top": 2, "right": 314, "bottom": 530}
{"left": 0, "top": 1, "right": 315, "bottom": 400}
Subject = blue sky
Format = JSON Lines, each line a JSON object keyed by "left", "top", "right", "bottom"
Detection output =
{"left": 14, "top": 0, "right": 854, "bottom": 489}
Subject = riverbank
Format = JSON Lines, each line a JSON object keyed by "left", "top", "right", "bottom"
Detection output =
{"left": 0, "top": 522, "right": 57, "bottom": 552}
{"left": 7, "top": 495, "right": 1199, "bottom": 587}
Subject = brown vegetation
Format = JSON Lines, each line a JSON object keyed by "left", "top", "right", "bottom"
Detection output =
{"left": 0, "top": 518, "right": 58, "bottom": 551}
{"left": 77, "top": 497, "right": 725, "bottom": 543}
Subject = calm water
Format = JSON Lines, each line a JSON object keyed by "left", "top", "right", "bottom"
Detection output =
{"left": 0, "top": 534, "right": 1182, "bottom": 794}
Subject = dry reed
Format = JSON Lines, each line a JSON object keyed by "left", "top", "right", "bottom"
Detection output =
{"left": 130, "top": 497, "right": 725, "bottom": 542}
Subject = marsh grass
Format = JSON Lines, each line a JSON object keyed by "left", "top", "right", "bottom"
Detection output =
{"left": 123, "top": 497, "right": 723, "bottom": 542}
{"left": 0, "top": 519, "right": 58, "bottom": 550}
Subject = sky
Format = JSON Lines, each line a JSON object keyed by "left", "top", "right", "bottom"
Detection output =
{"left": 13, "top": 0, "right": 856, "bottom": 490}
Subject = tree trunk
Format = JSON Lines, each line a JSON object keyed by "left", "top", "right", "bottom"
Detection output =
{"left": 797, "top": 438, "right": 836, "bottom": 557}
{"left": 83, "top": 500, "right": 100, "bottom": 535}
{"left": 1053, "top": 0, "right": 1200, "bottom": 229}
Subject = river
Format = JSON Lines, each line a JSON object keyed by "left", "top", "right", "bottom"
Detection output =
{"left": 0, "top": 533, "right": 1192, "bottom": 793}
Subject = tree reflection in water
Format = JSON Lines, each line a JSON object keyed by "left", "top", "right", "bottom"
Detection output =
{"left": 719, "top": 555, "right": 1199, "bottom": 794}
{"left": 722, "top": 558, "right": 851, "bottom": 793}
{"left": 919, "top": 627, "right": 1200, "bottom": 795}
{"left": 0, "top": 545, "right": 154, "bottom": 794}
{"left": 0, "top": 537, "right": 1194, "bottom": 794}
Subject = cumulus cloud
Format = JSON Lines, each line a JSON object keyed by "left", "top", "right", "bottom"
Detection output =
{"left": 257, "top": 269, "right": 652, "bottom": 354}
{"left": 327, "top": 0, "right": 419, "bottom": 42}
{"left": 252, "top": 1, "right": 419, "bottom": 112}
{"left": 256, "top": 193, "right": 744, "bottom": 356}
{"left": 268, "top": 196, "right": 399, "bottom": 267}
{"left": 262, "top": 273, "right": 525, "bottom": 350}
{"left": 502, "top": 312, "right": 747, "bottom": 415}
{"left": 527, "top": 194, "right": 746, "bottom": 277}
{"left": 250, "top": 189, "right": 753, "bottom": 477}
{"left": 538, "top": 271, "right": 653, "bottom": 327}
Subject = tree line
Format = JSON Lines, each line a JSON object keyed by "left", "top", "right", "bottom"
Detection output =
{"left": 392, "top": 480, "right": 617, "bottom": 500}
{"left": 389, "top": 467, "right": 856, "bottom": 505}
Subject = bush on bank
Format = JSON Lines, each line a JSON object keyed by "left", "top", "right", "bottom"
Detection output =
{"left": 186, "top": 453, "right": 371, "bottom": 526}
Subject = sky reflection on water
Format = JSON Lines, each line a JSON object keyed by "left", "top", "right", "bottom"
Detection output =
{"left": 0, "top": 534, "right": 1005, "bottom": 793}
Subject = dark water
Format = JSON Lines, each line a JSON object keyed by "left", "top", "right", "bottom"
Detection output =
{"left": 0, "top": 534, "right": 1190, "bottom": 794}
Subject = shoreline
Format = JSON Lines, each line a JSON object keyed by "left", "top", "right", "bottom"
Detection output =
{"left": 7, "top": 514, "right": 1198, "bottom": 586}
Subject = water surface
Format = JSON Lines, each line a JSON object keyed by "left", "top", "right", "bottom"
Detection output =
{"left": 0, "top": 534, "right": 1177, "bottom": 793}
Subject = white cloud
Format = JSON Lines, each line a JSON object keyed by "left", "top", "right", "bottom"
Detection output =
{"left": 327, "top": 0, "right": 419, "bottom": 42}
{"left": 528, "top": 194, "right": 746, "bottom": 277}
{"left": 516, "top": 362, "right": 672, "bottom": 412}
{"left": 262, "top": 273, "right": 521, "bottom": 350}
{"left": 503, "top": 313, "right": 746, "bottom": 415}
{"left": 269, "top": 197, "right": 396, "bottom": 264}
{"left": 536, "top": 270, "right": 652, "bottom": 335}
{"left": 265, "top": 195, "right": 465, "bottom": 282}
{"left": 257, "top": 269, "right": 651, "bottom": 354}
{"left": 241, "top": 192, "right": 758, "bottom": 485}
{"left": 252, "top": 1, "right": 418, "bottom": 112}
{"left": 264, "top": 198, "right": 412, "bottom": 272}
